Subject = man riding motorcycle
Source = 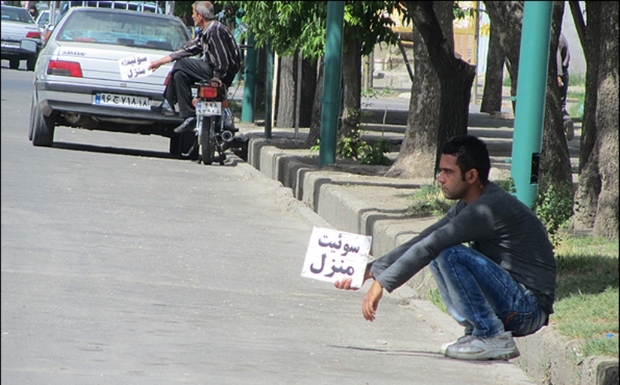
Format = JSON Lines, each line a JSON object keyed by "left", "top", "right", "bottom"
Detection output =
{"left": 149, "top": 1, "right": 240, "bottom": 134}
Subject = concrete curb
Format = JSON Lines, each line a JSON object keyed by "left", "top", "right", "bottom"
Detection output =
{"left": 242, "top": 136, "right": 619, "bottom": 385}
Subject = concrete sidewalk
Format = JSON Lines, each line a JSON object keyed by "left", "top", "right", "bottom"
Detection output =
{"left": 229, "top": 100, "right": 618, "bottom": 385}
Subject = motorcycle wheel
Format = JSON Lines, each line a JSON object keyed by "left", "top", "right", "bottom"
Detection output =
{"left": 200, "top": 116, "right": 215, "bottom": 165}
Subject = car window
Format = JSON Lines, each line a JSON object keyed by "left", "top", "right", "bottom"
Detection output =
{"left": 55, "top": 10, "right": 188, "bottom": 50}
{"left": 36, "top": 10, "right": 62, "bottom": 27}
{"left": 36, "top": 11, "right": 49, "bottom": 25}
{"left": 1, "top": 6, "right": 36, "bottom": 24}
{"left": 60, "top": 1, "right": 162, "bottom": 14}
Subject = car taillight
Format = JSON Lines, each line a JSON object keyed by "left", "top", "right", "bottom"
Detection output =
{"left": 47, "top": 60, "right": 83, "bottom": 77}
{"left": 44, "top": 29, "right": 52, "bottom": 42}
{"left": 199, "top": 85, "right": 218, "bottom": 99}
{"left": 26, "top": 31, "right": 41, "bottom": 39}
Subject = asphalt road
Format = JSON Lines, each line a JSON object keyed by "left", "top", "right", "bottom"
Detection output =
{"left": 2, "top": 65, "right": 536, "bottom": 385}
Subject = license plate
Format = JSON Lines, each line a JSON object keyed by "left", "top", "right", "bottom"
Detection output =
{"left": 93, "top": 93, "right": 150, "bottom": 109}
{"left": 197, "top": 101, "right": 221, "bottom": 116}
{"left": 1, "top": 41, "right": 20, "bottom": 48}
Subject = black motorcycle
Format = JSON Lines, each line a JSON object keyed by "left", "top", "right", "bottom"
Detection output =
{"left": 190, "top": 81, "right": 247, "bottom": 165}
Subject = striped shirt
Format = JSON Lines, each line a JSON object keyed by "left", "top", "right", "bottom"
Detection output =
{"left": 170, "top": 20, "right": 240, "bottom": 82}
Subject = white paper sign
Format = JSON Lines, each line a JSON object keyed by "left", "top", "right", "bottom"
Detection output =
{"left": 301, "top": 227, "right": 372, "bottom": 289}
{"left": 118, "top": 55, "right": 153, "bottom": 80}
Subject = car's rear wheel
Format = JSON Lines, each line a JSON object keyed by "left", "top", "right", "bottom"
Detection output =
{"left": 169, "top": 133, "right": 180, "bottom": 156}
{"left": 9, "top": 59, "right": 19, "bottom": 70}
{"left": 26, "top": 57, "right": 36, "bottom": 71}
{"left": 30, "top": 100, "right": 55, "bottom": 147}
{"left": 169, "top": 131, "right": 198, "bottom": 160}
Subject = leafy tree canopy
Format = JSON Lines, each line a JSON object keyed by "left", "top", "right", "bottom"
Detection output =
{"left": 233, "top": 1, "right": 407, "bottom": 60}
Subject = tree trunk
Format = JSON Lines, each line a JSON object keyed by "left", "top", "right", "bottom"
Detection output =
{"left": 572, "top": 1, "right": 602, "bottom": 229}
{"left": 387, "top": 1, "right": 474, "bottom": 179}
{"left": 387, "top": 23, "right": 439, "bottom": 178}
{"left": 255, "top": 45, "right": 266, "bottom": 119}
{"left": 306, "top": 59, "right": 324, "bottom": 145}
{"left": 273, "top": 53, "right": 317, "bottom": 130}
{"left": 539, "top": 1, "right": 574, "bottom": 199}
{"left": 276, "top": 55, "right": 295, "bottom": 128}
{"left": 340, "top": 39, "right": 363, "bottom": 140}
{"left": 299, "top": 56, "right": 317, "bottom": 128}
{"left": 480, "top": 16, "right": 505, "bottom": 114}
{"left": 592, "top": 1, "right": 619, "bottom": 239}
{"left": 484, "top": 1, "right": 523, "bottom": 114}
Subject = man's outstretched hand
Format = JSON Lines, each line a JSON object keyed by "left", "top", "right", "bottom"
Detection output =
{"left": 362, "top": 281, "right": 383, "bottom": 321}
{"left": 334, "top": 267, "right": 383, "bottom": 321}
{"left": 333, "top": 267, "right": 373, "bottom": 290}
{"left": 333, "top": 277, "right": 357, "bottom": 290}
{"left": 148, "top": 55, "right": 172, "bottom": 72}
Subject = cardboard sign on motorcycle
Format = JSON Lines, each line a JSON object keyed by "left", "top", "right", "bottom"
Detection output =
{"left": 301, "top": 227, "right": 371, "bottom": 289}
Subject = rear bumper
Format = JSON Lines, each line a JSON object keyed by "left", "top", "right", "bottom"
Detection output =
{"left": 36, "top": 80, "right": 185, "bottom": 135}
{"left": 1, "top": 46, "right": 37, "bottom": 60}
{"left": 37, "top": 80, "right": 181, "bottom": 121}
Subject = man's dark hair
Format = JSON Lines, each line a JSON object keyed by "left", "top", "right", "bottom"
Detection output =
{"left": 441, "top": 135, "right": 490, "bottom": 183}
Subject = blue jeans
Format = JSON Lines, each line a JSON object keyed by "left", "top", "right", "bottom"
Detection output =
{"left": 429, "top": 245, "right": 548, "bottom": 339}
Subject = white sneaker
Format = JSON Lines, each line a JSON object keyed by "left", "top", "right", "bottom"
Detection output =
{"left": 445, "top": 331, "right": 520, "bottom": 361}
{"left": 440, "top": 334, "right": 474, "bottom": 355}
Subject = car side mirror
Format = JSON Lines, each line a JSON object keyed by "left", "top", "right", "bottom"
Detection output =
{"left": 21, "top": 39, "right": 38, "bottom": 53}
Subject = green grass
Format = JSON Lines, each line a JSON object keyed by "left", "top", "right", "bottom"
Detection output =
{"left": 411, "top": 183, "right": 619, "bottom": 358}
{"left": 569, "top": 72, "right": 586, "bottom": 87}
{"left": 552, "top": 236, "right": 619, "bottom": 358}
{"left": 406, "top": 183, "right": 455, "bottom": 217}
{"left": 567, "top": 91, "right": 584, "bottom": 119}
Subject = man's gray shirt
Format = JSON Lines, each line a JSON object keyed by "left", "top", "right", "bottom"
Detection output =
{"left": 369, "top": 182, "right": 556, "bottom": 315}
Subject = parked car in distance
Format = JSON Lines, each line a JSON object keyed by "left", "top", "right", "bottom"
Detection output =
{"left": 39, "top": 1, "right": 163, "bottom": 42}
{"left": 1, "top": 5, "right": 42, "bottom": 70}
{"left": 35, "top": 10, "right": 62, "bottom": 32}
{"left": 28, "top": 6, "right": 196, "bottom": 157}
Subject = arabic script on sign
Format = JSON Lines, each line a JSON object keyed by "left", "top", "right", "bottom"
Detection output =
{"left": 118, "top": 55, "right": 153, "bottom": 80}
{"left": 301, "top": 227, "right": 371, "bottom": 289}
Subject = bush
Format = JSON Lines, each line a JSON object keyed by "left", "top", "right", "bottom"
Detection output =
{"left": 535, "top": 184, "right": 574, "bottom": 246}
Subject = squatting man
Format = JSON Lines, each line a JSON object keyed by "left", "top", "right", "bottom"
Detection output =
{"left": 335, "top": 135, "right": 556, "bottom": 361}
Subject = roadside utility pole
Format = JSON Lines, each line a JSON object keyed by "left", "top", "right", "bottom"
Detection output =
{"left": 510, "top": 1, "right": 552, "bottom": 207}
{"left": 319, "top": 1, "right": 344, "bottom": 167}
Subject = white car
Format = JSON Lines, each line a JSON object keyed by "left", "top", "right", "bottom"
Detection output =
{"left": 28, "top": 6, "right": 198, "bottom": 157}
{"left": 35, "top": 9, "right": 62, "bottom": 32}
{"left": 1, "top": 5, "right": 42, "bottom": 70}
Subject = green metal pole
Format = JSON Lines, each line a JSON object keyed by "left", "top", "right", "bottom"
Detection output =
{"left": 264, "top": 41, "right": 273, "bottom": 139}
{"left": 319, "top": 1, "right": 344, "bottom": 167}
{"left": 241, "top": 32, "right": 257, "bottom": 123}
{"left": 510, "top": 1, "right": 553, "bottom": 207}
